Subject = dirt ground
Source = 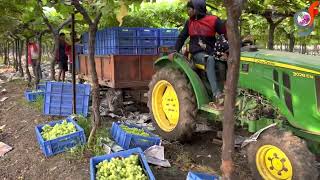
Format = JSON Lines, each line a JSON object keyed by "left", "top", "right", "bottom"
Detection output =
{"left": 0, "top": 73, "right": 252, "bottom": 180}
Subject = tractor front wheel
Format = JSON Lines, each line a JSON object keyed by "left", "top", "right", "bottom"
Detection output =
{"left": 148, "top": 67, "right": 197, "bottom": 141}
{"left": 247, "top": 127, "right": 319, "bottom": 180}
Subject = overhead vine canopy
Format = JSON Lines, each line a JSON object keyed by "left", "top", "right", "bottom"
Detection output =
{"left": 0, "top": 0, "right": 319, "bottom": 50}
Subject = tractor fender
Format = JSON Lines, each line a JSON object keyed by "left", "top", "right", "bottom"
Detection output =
{"left": 154, "top": 55, "right": 210, "bottom": 108}
{"left": 241, "top": 123, "right": 278, "bottom": 148}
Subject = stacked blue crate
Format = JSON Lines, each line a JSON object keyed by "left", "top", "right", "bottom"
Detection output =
{"left": 80, "top": 27, "right": 180, "bottom": 56}
{"left": 103, "top": 27, "right": 138, "bottom": 55}
{"left": 136, "top": 28, "right": 158, "bottom": 55}
{"left": 159, "top": 28, "right": 179, "bottom": 47}
{"left": 95, "top": 30, "right": 104, "bottom": 55}
{"left": 82, "top": 32, "right": 89, "bottom": 54}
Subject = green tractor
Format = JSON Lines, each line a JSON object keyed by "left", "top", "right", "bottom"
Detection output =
{"left": 147, "top": 49, "right": 320, "bottom": 180}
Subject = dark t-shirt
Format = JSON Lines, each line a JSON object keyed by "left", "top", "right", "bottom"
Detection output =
{"left": 59, "top": 41, "right": 68, "bottom": 63}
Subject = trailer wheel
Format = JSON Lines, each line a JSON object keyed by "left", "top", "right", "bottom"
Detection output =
{"left": 247, "top": 127, "right": 319, "bottom": 180}
{"left": 148, "top": 67, "right": 197, "bottom": 141}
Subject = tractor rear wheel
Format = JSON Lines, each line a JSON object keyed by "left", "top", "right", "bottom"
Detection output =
{"left": 148, "top": 67, "right": 197, "bottom": 141}
{"left": 247, "top": 127, "right": 319, "bottom": 180}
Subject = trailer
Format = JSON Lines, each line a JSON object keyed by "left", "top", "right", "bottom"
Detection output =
{"left": 78, "top": 54, "right": 159, "bottom": 110}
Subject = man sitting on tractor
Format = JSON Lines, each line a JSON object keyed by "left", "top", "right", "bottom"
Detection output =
{"left": 172, "top": 0, "right": 227, "bottom": 110}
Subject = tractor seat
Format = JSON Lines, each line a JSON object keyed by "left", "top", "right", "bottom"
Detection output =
{"left": 192, "top": 54, "right": 209, "bottom": 71}
{"left": 195, "top": 64, "right": 206, "bottom": 70}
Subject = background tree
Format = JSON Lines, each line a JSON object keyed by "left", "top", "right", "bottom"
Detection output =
{"left": 38, "top": 0, "right": 73, "bottom": 80}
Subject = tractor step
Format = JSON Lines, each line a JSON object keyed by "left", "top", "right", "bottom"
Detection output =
{"left": 199, "top": 104, "right": 223, "bottom": 115}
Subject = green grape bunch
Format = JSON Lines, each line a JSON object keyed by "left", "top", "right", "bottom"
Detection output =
{"left": 96, "top": 155, "right": 148, "bottom": 180}
{"left": 41, "top": 120, "right": 77, "bottom": 141}
{"left": 120, "top": 125, "right": 150, "bottom": 137}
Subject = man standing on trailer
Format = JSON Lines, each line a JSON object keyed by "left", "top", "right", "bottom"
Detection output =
{"left": 57, "top": 33, "right": 69, "bottom": 82}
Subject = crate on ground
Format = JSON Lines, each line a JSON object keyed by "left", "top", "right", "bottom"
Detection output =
{"left": 159, "top": 37, "right": 178, "bottom": 46}
{"left": 45, "top": 82, "right": 91, "bottom": 96}
{"left": 36, "top": 82, "right": 46, "bottom": 92}
{"left": 43, "top": 82, "right": 91, "bottom": 117}
{"left": 35, "top": 116, "right": 86, "bottom": 157}
{"left": 137, "top": 38, "right": 158, "bottom": 46}
{"left": 159, "top": 28, "right": 179, "bottom": 38}
{"left": 111, "top": 122, "right": 161, "bottom": 151}
{"left": 187, "top": 171, "right": 220, "bottom": 180}
{"left": 43, "top": 94, "right": 90, "bottom": 116}
{"left": 138, "top": 47, "right": 158, "bottom": 55}
{"left": 90, "top": 147, "right": 155, "bottom": 180}
{"left": 137, "top": 28, "right": 158, "bottom": 38}
{"left": 24, "top": 90, "right": 44, "bottom": 102}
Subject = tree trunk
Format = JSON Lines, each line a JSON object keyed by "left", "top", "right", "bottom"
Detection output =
{"left": 268, "top": 24, "right": 276, "bottom": 50}
{"left": 280, "top": 43, "right": 283, "bottom": 51}
{"left": 221, "top": 0, "right": 243, "bottom": 179}
{"left": 4, "top": 42, "right": 8, "bottom": 65}
{"left": 87, "top": 26, "right": 101, "bottom": 146}
{"left": 302, "top": 44, "right": 307, "bottom": 54}
{"left": 9, "top": 42, "right": 13, "bottom": 66}
{"left": 0, "top": 44, "right": 3, "bottom": 63}
{"left": 25, "top": 39, "right": 32, "bottom": 85}
{"left": 18, "top": 40, "right": 24, "bottom": 77}
{"left": 289, "top": 33, "right": 295, "bottom": 52}
{"left": 6, "top": 42, "right": 10, "bottom": 65}
{"left": 35, "top": 34, "right": 43, "bottom": 86}
{"left": 14, "top": 39, "right": 19, "bottom": 72}
{"left": 51, "top": 34, "right": 59, "bottom": 80}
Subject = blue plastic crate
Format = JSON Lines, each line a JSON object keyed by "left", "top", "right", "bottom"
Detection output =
{"left": 159, "top": 28, "right": 179, "bottom": 38}
{"left": 43, "top": 82, "right": 90, "bottom": 117}
{"left": 187, "top": 172, "right": 220, "bottom": 180}
{"left": 105, "top": 27, "right": 137, "bottom": 38}
{"left": 75, "top": 45, "right": 83, "bottom": 54}
{"left": 24, "top": 90, "right": 44, "bottom": 102}
{"left": 90, "top": 148, "right": 155, "bottom": 180}
{"left": 45, "top": 82, "right": 91, "bottom": 96}
{"left": 137, "top": 28, "right": 158, "bottom": 38}
{"left": 43, "top": 94, "right": 90, "bottom": 117}
{"left": 106, "top": 37, "right": 137, "bottom": 47}
{"left": 111, "top": 122, "right": 161, "bottom": 151}
{"left": 105, "top": 46, "right": 137, "bottom": 55}
{"left": 138, "top": 47, "right": 158, "bottom": 55}
{"left": 82, "top": 33, "right": 89, "bottom": 43}
{"left": 35, "top": 116, "right": 86, "bottom": 157}
{"left": 159, "top": 37, "right": 178, "bottom": 46}
{"left": 36, "top": 83, "right": 46, "bottom": 92}
{"left": 137, "top": 38, "right": 158, "bottom": 46}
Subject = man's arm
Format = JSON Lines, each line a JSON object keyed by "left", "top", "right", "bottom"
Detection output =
{"left": 175, "top": 21, "right": 189, "bottom": 52}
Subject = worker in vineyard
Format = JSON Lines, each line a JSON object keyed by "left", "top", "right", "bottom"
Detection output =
{"left": 172, "top": 0, "right": 227, "bottom": 110}
{"left": 28, "top": 40, "right": 42, "bottom": 79}
{"left": 57, "top": 33, "right": 69, "bottom": 82}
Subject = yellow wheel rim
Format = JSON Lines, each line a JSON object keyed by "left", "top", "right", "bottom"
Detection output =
{"left": 256, "top": 145, "right": 293, "bottom": 180}
{"left": 152, "top": 80, "right": 179, "bottom": 132}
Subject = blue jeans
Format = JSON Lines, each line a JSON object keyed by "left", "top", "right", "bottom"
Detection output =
{"left": 193, "top": 52, "right": 222, "bottom": 97}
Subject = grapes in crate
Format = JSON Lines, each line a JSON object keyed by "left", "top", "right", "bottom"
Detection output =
{"left": 96, "top": 154, "right": 147, "bottom": 180}
{"left": 41, "top": 120, "right": 77, "bottom": 141}
{"left": 120, "top": 124, "right": 150, "bottom": 137}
